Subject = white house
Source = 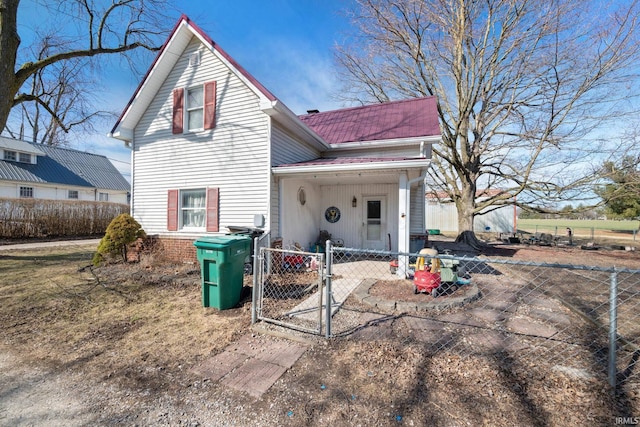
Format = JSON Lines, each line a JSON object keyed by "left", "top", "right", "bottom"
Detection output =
{"left": 110, "top": 16, "right": 441, "bottom": 276}
{"left": 0, "top": 135, "right": 129, "bottom": 204}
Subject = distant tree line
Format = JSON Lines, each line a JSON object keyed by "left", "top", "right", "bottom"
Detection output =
{"left": 518, "top": 205, "right": 605, "bottom": 220}
{"left": 0, "top": 198, "right": 128, "bottom": 239}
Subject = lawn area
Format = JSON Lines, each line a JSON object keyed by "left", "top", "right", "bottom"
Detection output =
{"left": 517, "top": 218, "right": 639, "bottom": 243}
{"left": 518, "top": 218, "right": 639, "bottom": 231}
{"left": 1, "top": 241, "right": 638, "bottom": 425}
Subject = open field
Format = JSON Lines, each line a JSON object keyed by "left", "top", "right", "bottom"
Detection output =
{"left": 517, "top": 218, "right": 639, "bottom": 244}
{"left": 0, "top": 241, "right": 638, "bottom": 426}
{"left": 518, "top": 218, "right": 639, "bottom": 231}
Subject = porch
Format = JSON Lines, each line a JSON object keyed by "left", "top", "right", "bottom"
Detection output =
{"left": 272, "top": 158, "right": 431, "bottom": 278}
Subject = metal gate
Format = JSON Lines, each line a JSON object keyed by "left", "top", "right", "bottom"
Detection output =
{"left": 254, "top": 246, "right": 326, "bottom": 335}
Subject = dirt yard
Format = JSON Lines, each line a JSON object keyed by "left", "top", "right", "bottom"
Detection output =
{"left": 0, "top": 240, "right": 638, "bottom": 426}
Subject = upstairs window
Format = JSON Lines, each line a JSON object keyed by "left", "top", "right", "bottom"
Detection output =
{"left": 4, "top": 150, "right": 16, "bottom": 161}
{"left": 172, "top": 81, "right": 217, "bottom": 134}
{"left": 19, "top": 152, "right": 31, "bottom": 163}
{"left": 20, "top": 186, "right": 33, "bottom": 198}
{"left": 187, "top": 86, "right": 204, "bottom": 131}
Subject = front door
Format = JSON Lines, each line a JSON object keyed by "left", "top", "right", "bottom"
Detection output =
{"left": 363, "top": 196, "right": 386, "bottom": 250}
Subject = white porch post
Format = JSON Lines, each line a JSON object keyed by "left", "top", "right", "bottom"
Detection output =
{"left": 398, "top": 173, "right": 410, "bottom": 277}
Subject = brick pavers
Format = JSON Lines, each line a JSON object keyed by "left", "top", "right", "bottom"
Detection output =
{"left": 191, "top": 333, "right": 306, "bottom": 398}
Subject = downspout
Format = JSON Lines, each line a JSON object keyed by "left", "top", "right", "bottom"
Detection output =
{"left": 129, "top": 140, "right": 135, "bottom": 216}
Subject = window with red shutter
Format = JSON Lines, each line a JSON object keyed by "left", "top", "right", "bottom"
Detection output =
{"left": 204, "top": 81, "right": 217, "bottom": 130}
{"left": 167, "top": 188, "right": 218, "bottom": 231}
{"left": 172, "top": 88, "right": 184, "bottom": 134}
{"left": 206, "top": 187, "right": 219, "bottom": 232}
{"left": 167, "top": 189, "right": 179, "bottom": 231}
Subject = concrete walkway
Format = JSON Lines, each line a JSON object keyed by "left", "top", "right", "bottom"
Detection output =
{"left": 0, "top": 239, "right": 101, "bottom": 251}
{"left": 286, "top": 260, "right": 390, "bottom": 322}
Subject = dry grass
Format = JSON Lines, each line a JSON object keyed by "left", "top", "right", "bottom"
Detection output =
{"left": 0, "top": 245, "right": 251, "bottom": 393}
{"left": 1, "top": 242, "right": 638, "bottom": 426}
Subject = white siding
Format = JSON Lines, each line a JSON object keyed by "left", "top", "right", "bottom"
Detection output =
{"left": 426, "top": 200, "right": 516, "bottom": 233}
{"left": 314, "top": 183, "right": 398, "bottom": 250}
{"left": 269, "top": 122, "right": 322, "bottom": 241}
{"left": 271, "top": 122, "right": 320, "bottom": 166}
{"left": 425, "top": 200, "right": 458, "bottom": 232}
{"left": 0, "top": 182, "right": 127, "bottom": 202}
{"left": 270, "top": 175, "right": 280, "bottom": 238}
{"left": 280, "top": 182, "right": 399, "bottom": 250}
{"left": 279, "top": 178, "right": 322, "bottom": 249}
{"left": 132, "top": 38, "right": 270, "bottom": 236}
{"left": 410, "top": 184, "right": 425, "bottom": 233}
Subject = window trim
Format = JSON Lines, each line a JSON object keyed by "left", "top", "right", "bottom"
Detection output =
{"left": 167, "top": 187, "right": 219, "bottom": 232}
{"left": 19, "top": 186, "right": 34, "bottom": 198}
{"left": 18, "top": 152, "right": 31, "bottom": 163}
{"left": 180, "top": 188, "right": 206, "bottom": 230}
{"left": 186, "top": 85, "right": 204, "bottom": 132}
{"left": 172, "top": 81, "right": 216, "bottom": 134}
{"left": 4, "top": 150, "right": 16, "bottom": 161}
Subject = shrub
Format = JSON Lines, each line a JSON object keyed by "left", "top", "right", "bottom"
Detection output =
{"left": 93, "top": 214, "right": 146, "bottom": 266}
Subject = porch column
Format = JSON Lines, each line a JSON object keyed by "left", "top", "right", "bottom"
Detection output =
{"left": 398, "top": 173, "right": 410, "bottom": 277}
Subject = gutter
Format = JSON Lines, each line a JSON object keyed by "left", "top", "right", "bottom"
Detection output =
{"left": 273, "top": 159, "right": 432, "bottom": 175}
{"left": 329, "top": 135, "right": 440, "bottom": 151}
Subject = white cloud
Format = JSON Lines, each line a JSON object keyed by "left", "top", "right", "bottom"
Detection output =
{"left": 242, "top": 37, "right": 346, "bottom": 115}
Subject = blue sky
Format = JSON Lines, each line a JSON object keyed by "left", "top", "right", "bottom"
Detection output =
{"left": 15, "top": 0, "right": 355, "bottom": 179}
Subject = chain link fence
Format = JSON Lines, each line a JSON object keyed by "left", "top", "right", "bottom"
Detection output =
{"left": 253, "top": 245, "right": 325, "bottom": 334}
{"left": 252, "top": 240, "right": 640, "bottom": 398}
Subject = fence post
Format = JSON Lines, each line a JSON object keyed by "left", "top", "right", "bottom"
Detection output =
{"left": 609, "top": 269, "right": 618, "bottom": 389}
{"left": 325, "top": 239, "right": 333, "bottom": 338}
{"left": 251, "top": 237, "right": 258, "bottom": 325}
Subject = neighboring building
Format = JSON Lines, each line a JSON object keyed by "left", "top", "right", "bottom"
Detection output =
{"left": 109, "top": 15, "right": 441, "bottom": 276}
{"left": 425, "top": 190, "right": 516, "bottom": 234}
{"left": 0, "top": 136, "right": 130, "bottom": 204}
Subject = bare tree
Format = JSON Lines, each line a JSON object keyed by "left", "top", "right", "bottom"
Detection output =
{"left": 0, "top": 0, "right": 170, "bottom": 141}
{"left": 5, "top": 35, "right": 110, "bottom": 145}
{"left": 336, "top": 0, "right": 640, "bottom": 235}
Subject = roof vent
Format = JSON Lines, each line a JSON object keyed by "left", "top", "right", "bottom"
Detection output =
{"left": 188, "top": 52, "right": 200, "bottom": 67}
{"left": 306, "top": 109, "right": 319, "bottom": 114}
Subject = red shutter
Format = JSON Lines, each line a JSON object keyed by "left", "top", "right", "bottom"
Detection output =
{"left": 206, "top": 187, "right": 219, "bottom": 232}
{"left": 167, "top": 189, "right": 179, "bottom": 231}
{"left": 204, "top": 81, "right": 217, "bottom": 130}
{"left": 172, "top": 88, "right": 184, "bottom": 134}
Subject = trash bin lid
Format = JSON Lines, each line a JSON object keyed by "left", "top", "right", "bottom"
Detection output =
{"left": 193, "top": 235, "right": 250, "bottom": 249}
{"left": 227, "top": 225, "right": 265, "bottom": 236}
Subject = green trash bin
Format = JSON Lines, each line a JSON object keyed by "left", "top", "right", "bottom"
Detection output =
{"left": 193, "top": 235, "right": 251, "bottom": 309}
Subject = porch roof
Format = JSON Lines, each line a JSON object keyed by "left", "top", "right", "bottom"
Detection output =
{"left": 272, "top": 156, "right": 431, "bottom": 175}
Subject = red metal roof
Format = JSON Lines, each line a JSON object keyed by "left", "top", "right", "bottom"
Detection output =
{"left": 298, "top": 97, "right": 440, "bottom": 144}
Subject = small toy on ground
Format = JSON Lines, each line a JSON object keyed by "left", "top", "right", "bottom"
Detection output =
{"left": 413, "top": 248, "right": 462, "bottom": 297}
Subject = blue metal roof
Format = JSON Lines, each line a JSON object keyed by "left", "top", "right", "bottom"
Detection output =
{"left": 0, "top": 141, "right": 130, "bottom": 192}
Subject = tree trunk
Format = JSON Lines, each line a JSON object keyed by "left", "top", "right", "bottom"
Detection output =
{"left": 456, "top": 181, "right": 476, "bottom": 234}
{"left": 455, "top": 181, "right": 484, "bottom": 250}
{"left": 0, "top": 0, "right": 21, "bottom": 131}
